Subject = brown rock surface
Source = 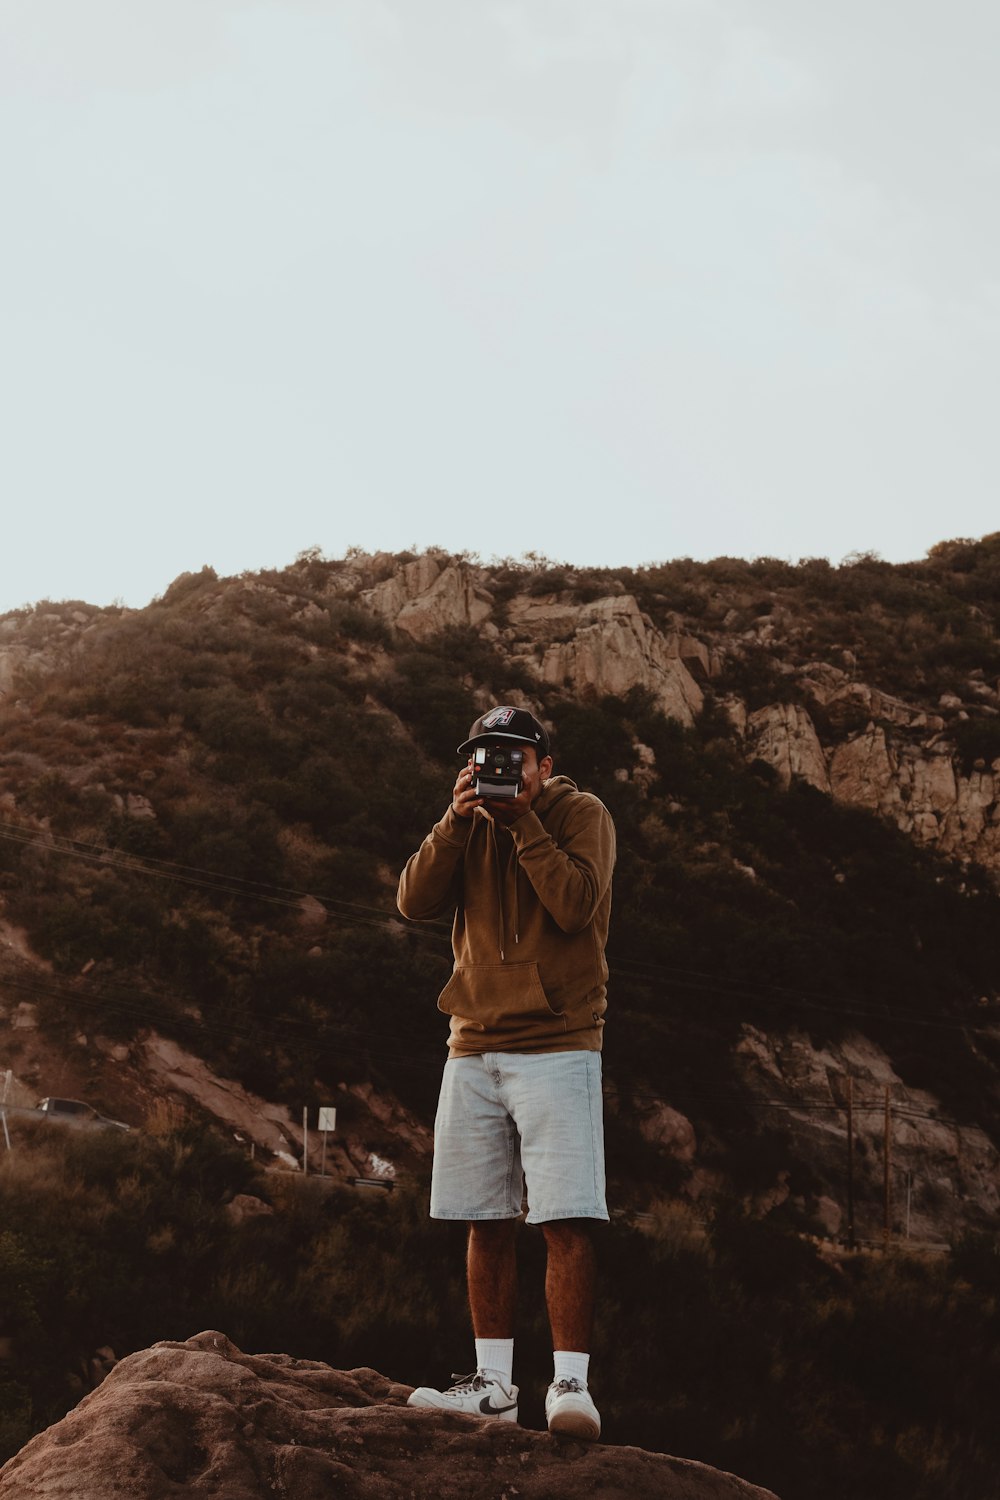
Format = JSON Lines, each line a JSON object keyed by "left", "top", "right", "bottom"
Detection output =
{"left": 361, "top": 557, "right": 496, "bottom": 641}
{"left": 733, "top": 1025, "right": 1000, "bottom": 1243}
{"left": 520, "top": 595, "right": 705, "bottom": 726}
{"left": 746, "top": 704, "right": 830, "bottom": 793}
{"left": 0, "top": 1331, "right": 780, "bottom": 1500}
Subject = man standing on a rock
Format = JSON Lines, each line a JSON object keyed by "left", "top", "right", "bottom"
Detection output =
{"left": 397, "top": 706, "right": 616, "bottom": 1441}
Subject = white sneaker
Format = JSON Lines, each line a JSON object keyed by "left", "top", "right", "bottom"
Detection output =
{"left": 408, "top": 1370, "right": 519, "bottom": 1422}
{"left": 545, "top": 1377, "right": 601, "bottom": 1441}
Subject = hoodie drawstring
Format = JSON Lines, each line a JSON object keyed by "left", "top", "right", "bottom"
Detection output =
{"left": 487, "top": 816, "right": 520, "bottom": 962}
{"left": 490, "top": 820, "right": 505, "bottom": 961}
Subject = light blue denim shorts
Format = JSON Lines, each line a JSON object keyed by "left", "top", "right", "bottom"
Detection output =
{"left": 430, "top": 1050, "right": 609, "bottom": 1224}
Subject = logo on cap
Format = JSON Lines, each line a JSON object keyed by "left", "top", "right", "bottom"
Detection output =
{"left": 482, "top": 707, "right": 516, "bottom": 729}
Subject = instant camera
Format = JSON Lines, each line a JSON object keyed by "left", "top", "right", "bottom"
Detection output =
{"left": 471, "top": 741, "right": 524, "bottom": 799}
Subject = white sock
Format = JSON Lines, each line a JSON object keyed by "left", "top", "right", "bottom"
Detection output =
{"left": 475, "top": 1337, "right": 514, "bottom": 1388}
{"left": 553, "top": 1350, "right": 590, "bottom": 1387}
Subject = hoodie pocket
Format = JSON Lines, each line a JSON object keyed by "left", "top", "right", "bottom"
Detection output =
{"left": 438, "top": 961, "right": 560, "bottom": 1033}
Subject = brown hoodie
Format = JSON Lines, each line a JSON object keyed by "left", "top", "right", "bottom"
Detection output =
{"left": 397, "top": 776, "right": 616, "bottom": 1057}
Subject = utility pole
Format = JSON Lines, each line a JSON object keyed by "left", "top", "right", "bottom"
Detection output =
{"left": 845, "top": 1076, "right": 856, "bottom": 1250}
{"left": 905, "top": 1170, "right": 912, "bottom": 1240}
{"left": 882, "top": 1085, "right": 892, "bottom": 1249}
{"left": 830, "top": 1072, "right": 857, "bottom": 1250}
{"left": 1, "top": 1070, "right": 11, "bottom": 1154}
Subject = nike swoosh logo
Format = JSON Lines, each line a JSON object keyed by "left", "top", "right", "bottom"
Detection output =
{"left": 481, "top": 1396, "right": 517, "bottom": 1415}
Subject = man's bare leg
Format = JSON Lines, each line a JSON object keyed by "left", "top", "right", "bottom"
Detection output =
{"left": 467, "top": 1219, "right": 518, "bottom": 1337}
{"left": 406, "top": 1220, "right": 519, "bottom": 1415}
{"left": 541, "top": 1219, "right": 601, "bottom": 1438}
{"left": 541, "top": 1219, "right": 596, "bottom": 1350}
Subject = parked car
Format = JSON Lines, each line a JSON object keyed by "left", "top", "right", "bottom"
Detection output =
{"left": 36, "top": 1098, "right": 130, "bottom": 1133}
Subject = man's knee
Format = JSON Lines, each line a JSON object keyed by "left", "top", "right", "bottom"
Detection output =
{"left": 540, "top": 1218, "right": 595, "bottom": 1251}
{"left": 468, "top": 1218, "right": 518, "bottom": 1247}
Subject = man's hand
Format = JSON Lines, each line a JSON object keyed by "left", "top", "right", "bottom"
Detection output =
{"left": 454, "top": 746, "right": 551, "bottom": 825}
{"left": 484, "top": 781, "right": 534, "bottom": 825}
{"left": 452, "top": 762, "right": 484, "bottom": 820}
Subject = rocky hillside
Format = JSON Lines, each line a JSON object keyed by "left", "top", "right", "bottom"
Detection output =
{"left": 2, "top": 541, "right": 1000, "bottom": 1497}
{"left": 354, "top": 542, "right": 1000, "bottom": 876}
{"left": 1, "top": 543, "right": 1000, "bottom": 1239}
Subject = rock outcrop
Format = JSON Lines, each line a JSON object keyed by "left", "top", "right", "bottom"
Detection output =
{"left": 732, "top": 1025, "right": 1000, "bottom": 1243}
{"left": 351, "top": 554, "right": 1000, "bottom": 876}
{"left": 142, "top": 1034, "right": 307, "bottom": 1169}
{"left": 356, "top": 555, "right": 707, "bottom": 724}
{"left": 746, "top": 698, "right": 1000, "bottom": 872}
{"left": 0, "top": 1331, "right": 780, "bottom": 1499}
{"left": 829, "top": 726, "right": 1000, "bottom": 866}
{"left": 361, "top": 555, "right": 496, "bottom": 641}
{"left": 141, "top": 1035, "right": 431, "bottom": 1180}
{"left": 507, "top": 594, "right": 704, "bottom": 726}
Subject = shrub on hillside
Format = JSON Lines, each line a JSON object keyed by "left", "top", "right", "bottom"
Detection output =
{"left": 4, "top": 1117, "right": 999, "bottom": 1498}
{"left": 380, "top": 651, "right": 477, "bottom": 763}
{"left": 953, "top": 717, "right": 1000, "bottom": 775}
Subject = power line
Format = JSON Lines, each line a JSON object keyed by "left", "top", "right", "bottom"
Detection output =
{"left": 0, "top": 966, "right": 980, "bottom": 1138}
{"left": 1, "top": 819, "right": 998, "bottom": 1042}
{"left": 0, "top": 819, "right": 419, "bottom": 934}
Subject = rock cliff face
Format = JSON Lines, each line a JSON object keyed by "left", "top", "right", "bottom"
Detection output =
{"left": 359, "top": 555, "right": 705, "bottom": 724}
{"left": 0, "top": 1331, "right": 780, "bottom": 1500}
{"left": 353, "top": 554, "right": 1000, "bottom": 879}
{"left": 506, "top": 593, "right": 704, "bottom": 726}
{"left": 730, "top": 1026, "right": 1000, "bottom": 1243}
{"left": 747, "top": 697, "right": 1000, "bottom": 873}
{"left": 362, "top": 556, "right": 496, "bottom": 641}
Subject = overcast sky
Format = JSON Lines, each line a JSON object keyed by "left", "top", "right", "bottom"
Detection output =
{"left": 2, "top": 1, "right": 998, "bottom": 613}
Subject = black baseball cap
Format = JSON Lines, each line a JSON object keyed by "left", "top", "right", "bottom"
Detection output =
{"left": 458, "top": 706, "right": 551, "bottom": 758}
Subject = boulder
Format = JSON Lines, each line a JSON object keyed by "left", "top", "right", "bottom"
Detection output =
{"left": 125, "top": 794, "right": 156, "bottom": 821}
{"left": 505, "top": 593, "right": 590, "bottom": 637}
{"left": 297, "top": 895, "right": 328, "bottom": 928}
{"left": 361, "top": 568, "right": 709, "bottom": 723}
{"left": 223, "top": 1194, "right": 275, "bottom": 1226}
{"left": 635, "top": 1103, "right": 698, "bottom": 1161}
{"left": 718, "top": 696, "right": 748, "bottom": 736}
{"left": 897, "top": 745, "right": 960, "bottom": 848}
{"left": 722, "top": 657, "right": 1000, "bottom": 870}
{"left": 0, "top": 1332, "right": 781, "bottom": 1499}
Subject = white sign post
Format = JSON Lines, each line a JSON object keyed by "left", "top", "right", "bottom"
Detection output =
{"left": 318, "top": 1107, "right": 336, "bottom": 1177}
